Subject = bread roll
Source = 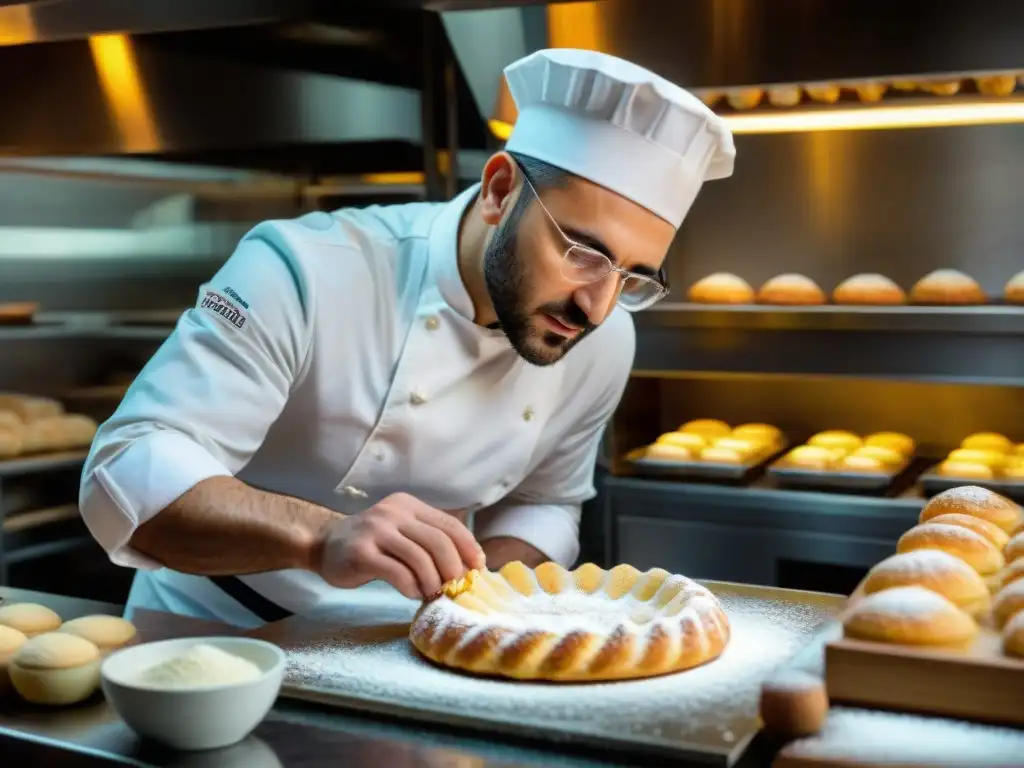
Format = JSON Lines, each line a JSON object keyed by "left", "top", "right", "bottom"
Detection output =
{"left": 920, "top": 485, "right": 1022, "bottom": 534}
{"left": 1006, "top": 270, "right": 1024, "bottom": 304}
{"left": 700, "top": 445, "right": 745, "bottom": 464}
{"left": 960, "top": 432, "right": 1013, "bottom": 453}
{"left": 808, "top": 430, "right": 862, "bottom": 453}
{"left": 767, "top": 86, "right": 803, "bottom": 107}
{"left": 840, "top": 454, "right": 886, "bottom": 473}
{"left": 993, "top": 580, "right": 1024, "bottom": 629}
{"left": 1004, "top": 610, "right": 1024, "bottom": 658}
{"left": 922, "top": 80, "right": 961, "bottom": 96}
{"left": 1002, "top": 558, "right": 1024, "bottom": 590}
{"left": 842, "top": 586, "right": 977, "bottom": 646}
{"left": 686, "top": 273, "right": 755, "bottom": 305}
{"left": 656, "top": 432, "right": 706, "bottom": 451}
{"left": 726, "top": 88, "right": 763, "bottom": 110}
{"left": 8, "top": 632, "right": 101, "bottom": 705}
{"left": 864, "top": 432, "right": 915, "bottom": 456}
{"left": 646, "top": 443, "right": 692, "bottom": 462}
{"left": 975, "top": 75, "right": 1017, "bottom": 96}
{"left": 757, "top": 274, "right": 827, "bottom": 306}
{"left": 937, "top": 460, "right": 993, "bottom": 480}
{"left": 0, "top": 394, "right": 63, "bottom": 423}
{"left": 22, "top": 414, "right": 98, "bottom": 454}
{"left": 850, "top": 445, "right": 904, "bottom": 466}
{"left": 0, "top": 427, "right": 22, "bottom": 460}
{"left": 679, "top": 419, "right": 731, "bottom": 441}
{"left": 947, "top": 448, "right": 1007, "bottom": 469}
{"left": 731, "top": 423, "right": 782, "bottom": 444}
{"left": 785, "top": 445, "right": 837, "bottom": 470}
{"left": 1006, "top": 532, "right": 1024, "bottom": 564}
{"left": 0, "top": 625, "right": 27, "bottom": 699}
{"left": 897, "top": 523, "right": 1005, "bottom": 575}
{"left": 0, "top": 603, "right": 61, "bottom": 637}
{"left": 909, "top": 269, "right": 986, "bottom": 305}
{"left": 832, "top": 274, "right": 906, "bottom": 305}
{"left": 862, "top": 550, "right": 991, "bottom": 617}
{"left": 805, "top": 83, "right": 840, "bottom": 104}
{"left": 924, "top": 513, "right": 1009, "bottom": 550}
{"left": 855, "top": 82, "right": 888, "bottom": 103}
{"left": 0, "top": 411, "right": 21, "bottom": 430}
{"left": 1004, "top": 457, "right": 1024, "bottom": 480}
{"left": 58, "top": 616, "right": 137, "bottom": 655}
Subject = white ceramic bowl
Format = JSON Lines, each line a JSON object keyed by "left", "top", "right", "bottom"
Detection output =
{"left": 100, "top": 636, "right": 285, "bottom": 751}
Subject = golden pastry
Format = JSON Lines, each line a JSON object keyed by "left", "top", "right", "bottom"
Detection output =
{"left": 808, "top": 430, "right": 862, "bottom": 453}
{"left": 937, "top": 460, "right": 993, "bottom": 480}
{"left": 700, "top": 445, "right": 745, "bottom": 464}
{"left": 1003, "top": 457, "right": 1024, "bottom": 480}
{"left": 0, "top": 625, "right": 27, "bottom": 698}
{"left": 686, "top": 273, "right": 755, "bottom": 305}
{"left": 1006, "top": 270, "right": 1024, "bottom": 305}
{"left": 839, "top": 455, "right": 886, "bottom": 473}
{"left": 855, "top": 82, "right": 888, "bottom": 103}
{"left": 656, "top": 432, "right": 706, "bottom": 451}
{"left": 992, "top": 580, "right": 1024, "bottom": 629}
{"left": 910, "top": 269, "right": 986, "bottom": 305}
{"left": 864, "top": 432, "right": 915, "bottom": 456}
{"left": 57, "top": 616, "right": 137, "bottom": 656}
{"left": 805, "top": 83, "right": 840, "bottom": 104}
{"left": 0, "top": 427, "right": 22, "bottom": 460}
{"left": 0, "top": 394, "right": 64, "bottom": 423}
{"left": 408, "top": 562, "right": 731, "bottom": 681}
{"left": 1003, "top": 610, "right": 1024, "bottom": 658}
{"left": 712, "top": 437, "right": 760, "bottom": 458}
{"left": 1002, "top": 558, "right": 1024, "bottom": 590}
{"left": 8, "top": 632, "right": 101, "bottom": 705}
{"left": 646, "top": 443, "right": 692, "bottom": 462}
{"left": 757, "top": 274, "right": 827, "bottom": 306}
{"left": 22, "top": 414, "right": 98, "bottom": 454}
{"left": 862, "top": 550, "right": 991, "bottom": 618}
{"left": 892, "top": 80, "right": 918, "bottom": 91}
{"left": 731, "top": 423, "right": 782, "bottom": 444}
{"left": 0, "top": 411, "right": 20, "bottom": 430}
{"left": 947, "top": 448, "right": 1006, "bottom": 469}
{"left": 960, "top": 432, "right": 1013, "bottom": 454}
{"left": 699, "top": 91, "right": 722, "bottom": 108}
{"left": 727, "top": 88, "right": 763, "bottom": 110}
{"left": 785, "top": 445, "right": 837, "bottom": 470}
{"left": 1006, "top": 532, "right": 1024, "bottom": 564}
{"left": 767, "top": 86, "right": 802, "bottom": 107}
{"left": 1015, "top": 443, "right": 1024, "bottom": 457}
{"left": 897, "top": 523, "right": 1005, "bottom": 576}
{"left": 975, "top": 75, "right": 1016, "bottom": 96}
{"left": 0, "top": 604, "right": 61, "bottom": 637}
{"left": 850, "top": 445, "right": 904, "bottom": 466}
{"left": 842, "top": 586, "right": 977, "bottom": 646}
{"left": 921, "top": 80, "right": 961, "bottom": 96}
{"left": 679, "top": 419, "right": 731, "bottom": 441}
{"left": 832, "top": 274, "right": 906, "bottom": 305}
{"left": 920, "top": 485, "right": 1023, "bottom": 534}
{"left": 924, "top": 513, "right": 1009, "bottom": 550}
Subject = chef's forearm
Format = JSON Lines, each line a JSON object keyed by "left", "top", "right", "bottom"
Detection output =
{"left": 480, "top": 535, "right": 548, "bottom": 569}
{"left": 129, "top": 476, "right": 337, "bottom": 576}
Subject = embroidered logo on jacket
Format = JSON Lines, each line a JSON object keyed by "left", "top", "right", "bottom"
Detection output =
{"left": 200, "top": 289, "right": 248, "bottom": 330}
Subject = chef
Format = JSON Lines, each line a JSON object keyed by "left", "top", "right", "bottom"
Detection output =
{"left": 78, "top": 48, "right": 735, "bottom": 628}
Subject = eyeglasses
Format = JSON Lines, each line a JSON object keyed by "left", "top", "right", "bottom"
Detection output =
{"left": 519, "top": 173, "right": 669, "bottom": 312}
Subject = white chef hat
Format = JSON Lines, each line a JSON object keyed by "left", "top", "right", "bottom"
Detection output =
{"left": 502, "top": 48, "right": 735, "bottom": 229}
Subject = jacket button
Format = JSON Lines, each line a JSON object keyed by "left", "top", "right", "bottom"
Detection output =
{"left": 522, "top": 406, "right": 535, "bottom": 422}
{"left": 410, "top": 390, "right": 429, "bottom": 405}
{"left": 424, "top": 316, "right": 440, "bottom": 331}
{"left": 341, "top": 485, "right": 368, "bottom": 498}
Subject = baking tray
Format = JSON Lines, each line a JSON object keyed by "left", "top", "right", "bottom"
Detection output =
{"left": 766, "top": 455, "right": 914, "bottom": 492}
{"left": 920, "top": 465, "right": 1024, "bottom": 503}
{"left": 625, "top": 440, "right": 788, "bottom": 482}
{"left": 248, "top": 581, "right": 842, "bottom": 767}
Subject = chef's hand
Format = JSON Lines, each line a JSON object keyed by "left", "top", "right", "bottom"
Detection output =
{"left": 315, "top": 493, "right": 486, "bottom": 600}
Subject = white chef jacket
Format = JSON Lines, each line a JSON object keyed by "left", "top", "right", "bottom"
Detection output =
{"left": 78, "top": 184, "right": 635, "bottom": 628}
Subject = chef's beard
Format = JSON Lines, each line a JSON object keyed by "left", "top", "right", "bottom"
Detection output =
{"left": 484, "top": 208, "right": 595, "bottom": 367}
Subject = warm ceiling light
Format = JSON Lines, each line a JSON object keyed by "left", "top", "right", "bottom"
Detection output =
{"left": 489, "top": 97, "right": 1024, "bottom": 139}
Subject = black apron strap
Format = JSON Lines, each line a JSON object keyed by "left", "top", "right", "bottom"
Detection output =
{"left": 209, "top": 576, "right": 295, "bottom": 624}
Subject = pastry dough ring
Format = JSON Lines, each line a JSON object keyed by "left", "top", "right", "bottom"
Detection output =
{"left": 408, "top": 561, "right": 730, "bottom": 682}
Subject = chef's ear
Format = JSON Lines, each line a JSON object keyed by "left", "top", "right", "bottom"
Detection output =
{"left": 478, "top": 152, "right": 519, "bottom": 226}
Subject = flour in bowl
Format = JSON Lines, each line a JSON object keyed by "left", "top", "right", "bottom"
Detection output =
{"left": 136, "top": 643, "right": 262, "bottom": 689}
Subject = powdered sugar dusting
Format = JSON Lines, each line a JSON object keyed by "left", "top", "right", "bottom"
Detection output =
{"left": 852, "top": 586, "right": 956, "bottom": 618}
{"left": 870, "top": 549, "right": 977, "bottom": 580}
{"left": 282, "top": 588, "right": 836, "bottom": 757}
{"left": 928, "top": 485, "right": 1017, "bottom": 514}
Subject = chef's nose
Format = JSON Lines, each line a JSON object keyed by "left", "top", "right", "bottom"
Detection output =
{"left": 573, "top": 272, "right": 621, "bottom": 326}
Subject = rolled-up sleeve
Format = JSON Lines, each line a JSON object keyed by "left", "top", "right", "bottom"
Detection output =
{"left": 475, "top": 312, "right": 635, "bottom": 567}
{"left": 79, "top": 231, "right": 313, "bottom": 569}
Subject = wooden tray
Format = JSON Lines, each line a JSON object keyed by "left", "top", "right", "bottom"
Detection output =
{"left": 823, "top": 582, "right": 1024, "bottom": 727}
{"left": 626, "top": 439, "right": 788, "bottom": 482}
{"left": 920, "top": 465, "right": 1024, "bottom": 504}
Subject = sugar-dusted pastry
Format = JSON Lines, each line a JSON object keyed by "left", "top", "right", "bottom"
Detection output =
{"left": 992, "top": 580, "right": 1024, "bottom": 629}
{"left": 1006, "top": 532, "right": 1024, "bottom": 564}
{"left": 679, "top": 419, "right": 731, "bottom": 441}
{"left": 842, "top": 586, "right": 977, "bottom": 646}
{"left": 1006, "top": 270, "right": 1024, "bottom": 304}
{"left": 0, "top": 603, "right": 61, "bottom": 637}
{"left": 767, "top": 85, "right": 802, "bottom": 107}
{"left": 1002, "top": 558, "right": 1024, "bottom": 590}
{"left": 0, "top": 625, "right": 27, "bottom": 698}
{"left": 805, "top": 83, "right": 841, "bottom": 104}
{"left": 58, "top": 616, "right": 137, "bottom": 656}
{"left": 808, "top": 430, "right": 862, "bottom": 453}
{"left": 864, "top": 432, "right": 915, "bottom": 456}
{"left": 924, "top": 513, "right": 1009, "bottom": 550}
{"left": 909, "top": 269, "right": 986, "bottom": 305}
{"left": 757, "top": 274, "right": 827, "bottom": 306}
{"left": 1004, "top": 610, "right": 1024, "bottom": 658}
{"left": 947, "top": 448, "right": 1007, "bottom": 469}
{"left": 975, "top": 75, "right": 1016, "bottom": 96}
{"left": 832, "top": 274, "right": 906, "bottom": 305}
{"left": 920, "top": 485, "right": 1022, "bottom": 534}
{"left": 686, "top": 273, "right": 756, "bottom": 305}
{"left": 862, "top": 550, "right": 991, "bottom": 618}
{"left": 656, "top": 431, "right": 707, "bottom": 451}
{"left": 960, "top": 432, "right": 1013, "bottom": 454}
{"left": 408, "top": 562, "right": 731, "bottom": 681}
{"left": 897, "top": 523, "right": 1005, "bottom": 576}
{"left": 646, "top": 443, "right": 692, "bottom": 462}
{"left": 8, "top": 632, "right": 101, "bottom": 705}
{"left": 785, "top": 445, "right": 837, "bottom": 470}
{"left": 731, "top": 423, "right": 783, "bottom": 444}
{"left": 937, "top": 460, "right": 993, "bottom": 480}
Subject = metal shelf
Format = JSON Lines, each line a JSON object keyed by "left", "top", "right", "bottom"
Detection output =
{"left": 0, "top": 451, "right": 89, "bottom": 479}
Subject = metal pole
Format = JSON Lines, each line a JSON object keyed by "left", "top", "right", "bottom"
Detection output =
{"left": 420, "top": 13, "right": 444, "bottom": 202}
